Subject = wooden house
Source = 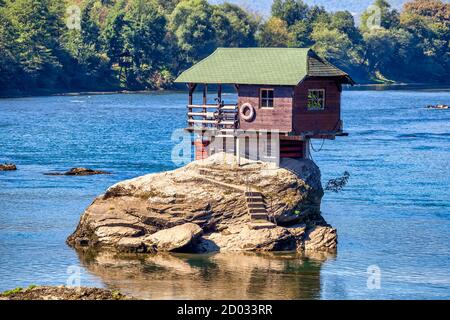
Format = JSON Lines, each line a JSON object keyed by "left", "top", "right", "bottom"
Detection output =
{"left": 175, "top": 48, "right": 354, "bottom": 166}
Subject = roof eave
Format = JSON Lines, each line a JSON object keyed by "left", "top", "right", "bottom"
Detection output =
{"left": 174, "top": 80, "right": 299, "bottom": 86}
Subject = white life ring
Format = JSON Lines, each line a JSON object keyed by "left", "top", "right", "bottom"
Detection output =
{"left": 240, "top": 103, "right": 255, "bottom": 122}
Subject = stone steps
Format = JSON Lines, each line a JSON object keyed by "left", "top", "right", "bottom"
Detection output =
{"left": 247, "top": 203, "right": 265, "bottom": 209}
{"left": 244, "top": 191, "right": 275, "bottom": 229}
{"left": 248, "top": 221, "right": 277, "bottom": 230}
{"left": 250, "top": 213, "right": 268, "bottom": 220}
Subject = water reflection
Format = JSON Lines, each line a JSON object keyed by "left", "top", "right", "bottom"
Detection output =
{"left": 76, "top": 249, "right": 336, "bottom": 300}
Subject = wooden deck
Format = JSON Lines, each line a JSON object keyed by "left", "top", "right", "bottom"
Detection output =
{"left": 186, "top": 103, "right": 238, "bottom": 131}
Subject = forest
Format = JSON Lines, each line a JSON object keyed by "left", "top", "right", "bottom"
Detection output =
{"left": 0, "top": 0, "right": 448, "bottom": 96}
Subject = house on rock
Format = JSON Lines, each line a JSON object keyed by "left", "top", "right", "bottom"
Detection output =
{"left": 175, "top": 48, "right": 354, "bottom": 166}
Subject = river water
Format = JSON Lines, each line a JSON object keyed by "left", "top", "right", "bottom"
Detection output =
{"left": 0, "top": 88, "right": 449, "bottom": 299}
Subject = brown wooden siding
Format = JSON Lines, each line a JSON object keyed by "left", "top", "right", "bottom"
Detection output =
{"left": 280, "top": 139, "right": 305, "bottom": 159}
{"left": 293, "top": 78, "right": 342, "bottom": 134}
{"left": 238, "top": 85, "right": 293, "bottom": 132}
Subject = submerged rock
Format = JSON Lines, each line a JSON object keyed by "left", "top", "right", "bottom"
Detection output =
{"left": 67, "top": 153, "right": 336, "bottom": 253}
{"left": 45, "top": 167, "right": 111, "bottom": 176}
{"left": 0, "top": 163, "right": 17, "bottom": 171}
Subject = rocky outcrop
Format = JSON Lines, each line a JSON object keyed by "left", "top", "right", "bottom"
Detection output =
{"left": 303, "top": 226, "right": 338, "bottom": 251}
{"left": 68, "top": 153, "right": 337, "bottom": 253}
{"left": 0, "top": 163, "right": 17, "bottom": 171}
{"left": 45, "top": 167, "right": 111, "bottom": 176}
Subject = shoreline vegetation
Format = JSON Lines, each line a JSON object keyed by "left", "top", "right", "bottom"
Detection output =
{"left": 0, "top": 0, "right": 449, "bottom": 98}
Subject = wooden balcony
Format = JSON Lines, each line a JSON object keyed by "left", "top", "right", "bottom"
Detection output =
{"left": 186, "top": 103, "right": 239, "bottom": 132}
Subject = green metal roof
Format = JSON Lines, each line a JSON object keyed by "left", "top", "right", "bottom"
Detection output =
{"left": 175, "top": 48, "right": 353, "bottom": 85}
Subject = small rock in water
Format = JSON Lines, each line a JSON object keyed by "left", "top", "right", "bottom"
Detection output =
{"left": 426, "top": 104, "right": 449, "bottom": 109}
{"left": 45, "top": 167, "right": 111, "bottom": 176}
{"left": 0, "top": 163, "right": 17, "bottom": 171}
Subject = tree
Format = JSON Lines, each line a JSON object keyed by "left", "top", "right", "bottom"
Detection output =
{"left": 5, "top": 0, "right": 65, "bottom": 88}
{"left": 306, "top": 5, "right": 330, "bottom": 25}
{"left": 102, "top": 0, "right": 127, "bottom": 65}
{"left": 403, "top": 0, "right": 449, "bottom": 25}
{"left": 122, "top": 0, "right": 168, "bottom": 89}
{"left": 331, "top": 11, "right": 363, "bottom": 44}
{"left": 362, "top": 28, "right": 417, "bottom": 81}
{"left": 80, "top": 0, "right": 101, "bottom": 50}
{"left": 154, "top": 0, "right": 182, "bottom": 15}
{"left": 360, "top": 0, "right": 400, "bottom": 32}
{"left": 169, "top": 0, "right": 216, "bottom": 62}
{"left": 288, "top": 20, "right": 313, "bottom": 47}
{"left": 211, "top": 3, "right": 258, "bottom": 48}
{"left": 311, "top": 23, "right": 354, "bottom": 69}
{"left": 0, "top": 7, "right": 20, "bottom": 89}
{"left": 400, "top": 0, "right": 449, "bottom": 80}
{"left": 256, "top": 17, "right": 292, "bottom": 47}
{"left": 271, "top": 0, "right": 309, "bottom": 26}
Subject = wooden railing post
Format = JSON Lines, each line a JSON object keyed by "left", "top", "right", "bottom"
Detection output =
{"left": 203, "top": 84, "right": 208, "bottom": 127}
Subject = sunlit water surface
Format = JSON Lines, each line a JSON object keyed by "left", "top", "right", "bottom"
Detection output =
{"left": 0, "top": 88, "right": 449, "bottom": 299}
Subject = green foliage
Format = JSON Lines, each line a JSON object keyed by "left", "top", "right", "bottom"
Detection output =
{"left": 360, "top": 0, "right": 400, "bottom": 32}
{"left": 0, "top": 0, "right": 449, "bottom": 96}
{"left": 0, "top": 8, "right": 20, "bottom": 88}
{"left": 256, "top": 17, "right": 292, "bottom": 47}
{"left": 288, "top": 20, "right": 313, "bottom": 47}
{"left": 271, "top": 0, "right": 309, "bottom": 26}
{"left": 101, "top": 0, "right": 127, "bottom": 65}
{"left": 360, "top": 0, "right": 449, "bottom": 82}
{"left": 4, "top": 0, "right": 65, "bottom": 88}
{"left": 154, "top": 0, "right": 181, "bottom": 15}
{"left": 169, "top": 0, "right": 216, "bottom": 62}
{"left": 2, "top": 287, "right": 23, "bottom": 296}
{"left": 122, "top": 0, "right": 168, "bottom": 89}
{"left": 212, "top": 3, "right": 258, "bottom": 48}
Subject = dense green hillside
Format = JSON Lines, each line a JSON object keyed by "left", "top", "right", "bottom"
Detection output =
{"left": 0, "top": 0, "right": 448, "bottom": 96}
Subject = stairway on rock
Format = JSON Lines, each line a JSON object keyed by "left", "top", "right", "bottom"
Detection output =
{"left": 245, "top": 191, "right": 276, "bottom": 230}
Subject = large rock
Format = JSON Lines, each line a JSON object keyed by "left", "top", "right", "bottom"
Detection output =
{"left": 146, "top": 223, "right": 203, "bottom": 252}
{"left": 200, "top": 224, "right": 296, "bottom": 252}
{"left": 303, "top": 226, "right": 338, "bottom": 251}
{"left": 67, "top": 153, "right": 336, "bottom": 253}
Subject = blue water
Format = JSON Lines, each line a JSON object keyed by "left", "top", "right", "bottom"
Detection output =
{"left": 0, "top": 89, "right": 449, "bottom": 299}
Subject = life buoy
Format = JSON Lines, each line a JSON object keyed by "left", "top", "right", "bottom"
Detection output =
{"left": 240, "top": 103, "right": 255, "bottom": 122}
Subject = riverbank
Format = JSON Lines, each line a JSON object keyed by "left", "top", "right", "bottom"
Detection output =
{"left": 0, "top": 88, "right": 151, "bottom": 99}
{"left": 0, "top": 286, "right": 130, "bottom": 300}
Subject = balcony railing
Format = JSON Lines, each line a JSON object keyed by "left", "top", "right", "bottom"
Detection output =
{"left": 187, "top": 103, "right": 238, "bottom": 131}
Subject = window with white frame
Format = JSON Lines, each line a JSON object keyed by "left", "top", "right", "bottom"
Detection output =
{"left": 307, "top": 89, "right": 325, "bottom": 110}
{"left": 260, "top": 89, "right": 274, "bottom": 108}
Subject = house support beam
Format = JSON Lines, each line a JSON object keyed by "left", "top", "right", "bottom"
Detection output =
{"left": 188, "top": 83, "right": 197, "bottom": 105}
